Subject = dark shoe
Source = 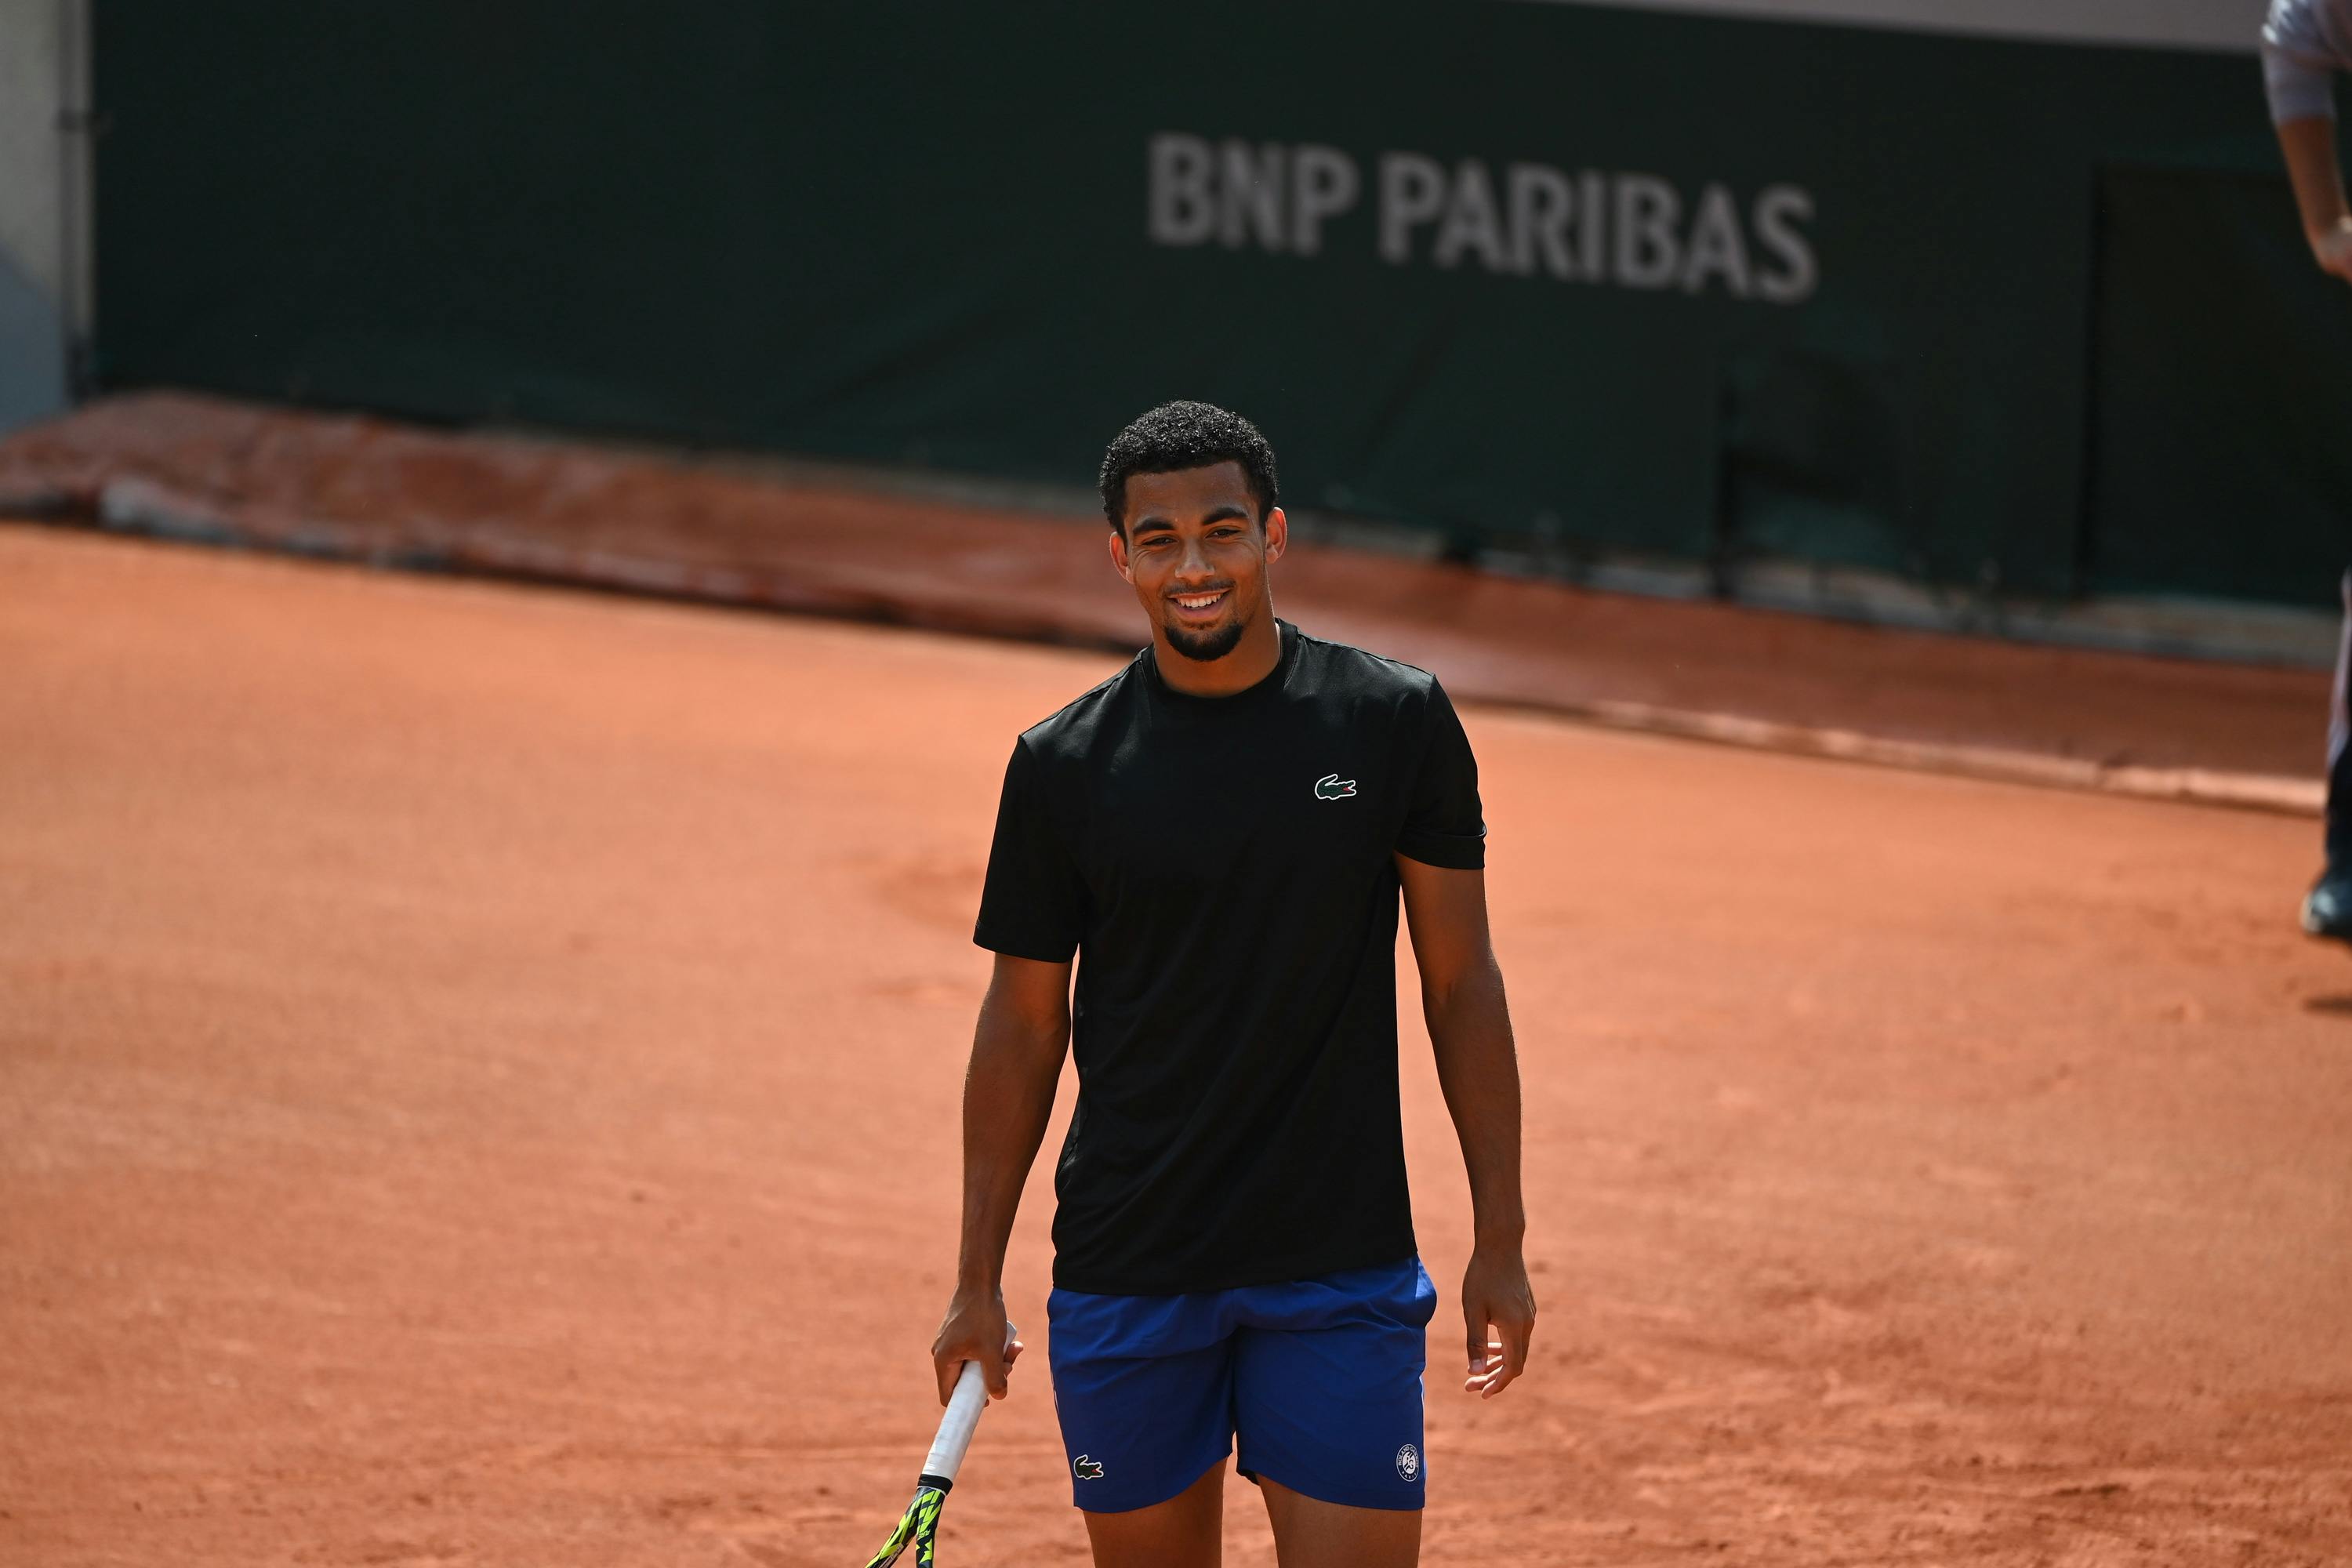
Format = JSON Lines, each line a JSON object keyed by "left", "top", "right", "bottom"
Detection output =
{"left": 2302, "top": 868, "right": 2352, "bottom": 942}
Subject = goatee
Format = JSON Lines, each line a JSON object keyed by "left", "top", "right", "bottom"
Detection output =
{"left": 1163, "top": 615, "right": 1247, "bottom": 662}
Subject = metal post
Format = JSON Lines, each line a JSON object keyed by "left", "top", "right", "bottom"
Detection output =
{"left": 56, "top": 0, "right": 96, "bottom": 400}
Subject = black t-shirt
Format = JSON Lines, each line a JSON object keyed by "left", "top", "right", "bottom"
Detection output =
{"left": 973, "top": 619, "right": 1486, "bottom": 1294}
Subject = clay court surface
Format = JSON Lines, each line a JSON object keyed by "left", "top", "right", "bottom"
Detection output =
{"left": 4, "top": 521, "right": 2350, "bottom": 1566}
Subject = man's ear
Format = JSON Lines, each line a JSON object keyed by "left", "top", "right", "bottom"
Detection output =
{"left": 1106, "top": 527, "right": 1134, "bottom": 584}
{"left": 1262, "top": 506, "right": 1288, "bottom": 566}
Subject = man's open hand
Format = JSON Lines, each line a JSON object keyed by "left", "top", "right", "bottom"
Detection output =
{"left": 1461, "top": 1245, "right": 1537, "bottom": 1399}
{"left": 931, "top": 1289, "right": 1023, "bottom": 1404}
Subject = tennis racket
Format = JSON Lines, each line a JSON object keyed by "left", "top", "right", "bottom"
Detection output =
{"left": 860, "top": 1325, "right": 1013, "bottom": 1568}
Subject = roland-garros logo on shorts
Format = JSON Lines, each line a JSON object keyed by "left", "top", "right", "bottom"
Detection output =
{"left": 1395, "top": 1443, "right": 1421, "bottom": 1483}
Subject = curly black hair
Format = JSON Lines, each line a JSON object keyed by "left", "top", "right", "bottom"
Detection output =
{"left": 1098, "top": 400, "right": 1280, "bottom": 534}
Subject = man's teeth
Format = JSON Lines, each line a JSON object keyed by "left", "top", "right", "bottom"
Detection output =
{"left": 1175, "top": 591, "right": 1226, "bottom": 609}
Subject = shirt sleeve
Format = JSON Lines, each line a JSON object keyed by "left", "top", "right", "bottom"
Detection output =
{"left": 1395, "top": 679, "right": 1487, "bottom": 870}
{"left": 972, "top": 736, "right": 1086, "bottom": 962}
{"left": 2264, "top": 0, "right": 2344, "bottom": 122}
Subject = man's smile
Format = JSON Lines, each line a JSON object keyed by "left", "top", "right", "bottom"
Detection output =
{"left": 1169, "top": 586, "right": 1231, "bottom": 618}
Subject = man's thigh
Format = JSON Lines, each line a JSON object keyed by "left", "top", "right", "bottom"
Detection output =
{"left": 1230, "top": 1256, "right": 1436, "bottom": 1513}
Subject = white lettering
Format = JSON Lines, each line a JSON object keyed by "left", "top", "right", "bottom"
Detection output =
{"left": 1507, "top": 163, "right": 1575, "bottom": 279}
{"left": 1680, "top": 183, "right": 1751, "bottom": 296}
{"left": 1754, "top": 185, "right": 1818, "bottom": 303}
{"left": 1613, "top": 174, "right": 1681, "bottom": 289}
{"left": 1219, "top": 140, "right": 1286, "bottom": 252}
{"left": 1435, "top": 162, "right": 1512, "bottom": 272}
{"left": 1152, "top": 133, "right": 1818, "bottom": 305}
{"left": 1577, "top": 170, "right": 1607, "bottom": 280}
{"left": 1148, "top": 133, "right": 1215, "bottom": 246}
{"left": 1379, "top": 152, "right": 1447, "bottom": 265}
{"left": 1290, "top": 145, "right": 1360, "bottom": 256}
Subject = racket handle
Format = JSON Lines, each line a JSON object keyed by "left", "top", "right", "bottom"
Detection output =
{"left": 919, "top": 1322, "right": 1013, "bottom": 1490}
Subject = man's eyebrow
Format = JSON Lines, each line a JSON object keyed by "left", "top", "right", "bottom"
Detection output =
{"left": 1130, "top": 504, "right": 1252, "bottom": 535}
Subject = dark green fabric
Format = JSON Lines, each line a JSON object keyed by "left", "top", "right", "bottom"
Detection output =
{"left": 2086, "top": 169, "right": 2352, "bottom": 608}
{"left": 93, "top": 1, "right": 2325, "bottom": 600}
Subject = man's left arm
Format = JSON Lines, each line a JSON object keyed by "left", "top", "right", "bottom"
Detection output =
{"left": 1397, "top": 852, "right": 1536, "bottom": 1399}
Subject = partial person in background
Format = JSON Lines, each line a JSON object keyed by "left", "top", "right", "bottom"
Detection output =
{"left": 2267, "top": 0, "right": 2352, "bottom": 281}
{"left": 2261, "top": 0, "right": 2352, "bottom": 940}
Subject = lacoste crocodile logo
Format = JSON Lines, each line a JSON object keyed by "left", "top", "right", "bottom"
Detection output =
{"left": 1314, "top": 773, "right": 1358, "bottom": 800}
{"left": 1073, "top": 1455, "right": 1105, "bottom": 1480}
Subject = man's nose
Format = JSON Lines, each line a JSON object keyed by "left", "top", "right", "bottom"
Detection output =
{"left": 1176, "top": 535, "right": 1214, "bottom": 579}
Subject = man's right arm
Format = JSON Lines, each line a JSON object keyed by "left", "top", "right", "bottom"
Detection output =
{"left": 2278, "top": 116, "right": 2352, "bottom": 278}
{"left": 2263, "top": 2, "right": 2352, "bottom": 279}
{"left": 928, "top": 951, "right": 1073, "bottom": 1404}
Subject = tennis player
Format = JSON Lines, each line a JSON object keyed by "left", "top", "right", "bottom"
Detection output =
{"left": 931, "top": 401, "right": 1534, "bottom": 1566}
{"left": 2262, "top": 0, "right": 2352, "bottom": 938}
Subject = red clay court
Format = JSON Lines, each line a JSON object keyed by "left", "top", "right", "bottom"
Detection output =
{"left": 3, "top": 521, "right": 2348, "bottom": 1566}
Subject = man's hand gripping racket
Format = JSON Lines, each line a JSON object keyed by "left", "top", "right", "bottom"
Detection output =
{"left": 861, "top": 1323, "right": 1018, "bottom": 1568}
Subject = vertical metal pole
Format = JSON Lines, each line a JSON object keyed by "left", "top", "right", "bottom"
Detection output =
{"left": 56, "top": 0, "right": 95, "bottom": 399}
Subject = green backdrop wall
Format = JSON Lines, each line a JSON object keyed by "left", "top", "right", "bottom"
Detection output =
{"left": 92, "top": 1, "right": 2351, "bottom": 604}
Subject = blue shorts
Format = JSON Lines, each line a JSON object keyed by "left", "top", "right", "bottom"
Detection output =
{"left": 1045, "top": 1255, "right": 1436, "bottom": 1514}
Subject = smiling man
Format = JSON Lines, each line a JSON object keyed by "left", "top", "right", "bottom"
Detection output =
{"left": 930, "top": 401, "right": 1534, "bottom": 1566}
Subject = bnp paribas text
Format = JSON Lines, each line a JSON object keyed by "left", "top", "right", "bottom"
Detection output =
{"left": 1148, "top": 135, "right": 1817, "bottom": 305}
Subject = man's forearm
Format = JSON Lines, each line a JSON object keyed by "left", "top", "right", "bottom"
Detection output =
{"left": 2278, "top": 115, "right": 2351, "bottom": 241}
{"left": 953, "top": 1003, "right": 1068, "bottom": 1292}
{"left": 1425, "top": 958, "right": 1525, "bottom": 1246}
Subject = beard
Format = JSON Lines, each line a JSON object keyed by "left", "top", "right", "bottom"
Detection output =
{"left": 1162, "top": 607, "right": 1249, "bottom": 662}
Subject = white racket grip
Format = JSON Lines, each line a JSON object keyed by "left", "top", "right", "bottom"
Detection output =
{"left": 920, "top": 1322, "right": 1012, "bottom": 1488}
